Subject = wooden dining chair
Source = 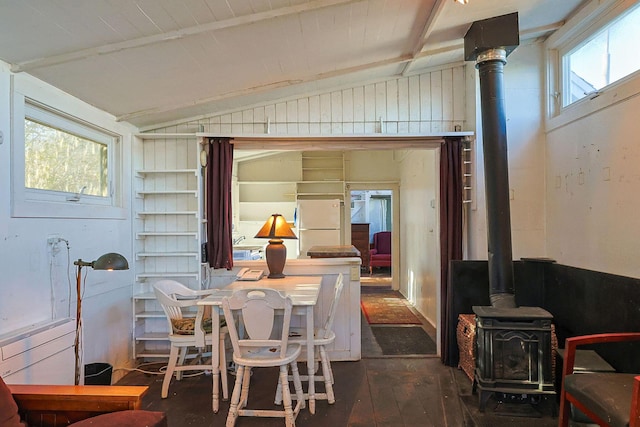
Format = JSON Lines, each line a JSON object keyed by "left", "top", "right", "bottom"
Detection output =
{"left": 276, "top": 273, "right": 344, "bottom": 405}
{"left": 153, "top": 279, "right": 228, "bottom": 412}
{"left": 222, "top": 288, "right": 305, "bottom": 427}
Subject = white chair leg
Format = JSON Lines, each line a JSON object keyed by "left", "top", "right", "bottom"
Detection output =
{"left": 161, "top": 345, "right": 180, "bottom": 398}
{"left": 280, "top": 365, "right": 296, "bottom": 427}
{"left": 319, "top": 346, "right": 335, "bottom": 404}
{"left": 275, "top": 375, "right": 283, "bottom": 405}
{"left": 290, "top": 361, "right": 306, "bottom": 409}
{"left": 226, "top": 364, "right": 244, "bottom": 427}
{"left": 219, "top": 334, "right": 229, "bottom": 400}
{"left": 176, "top": 346, "right": 187, "bottom": 380}
{"left": 239, "top": 366, "right": 251, "bottom": 409}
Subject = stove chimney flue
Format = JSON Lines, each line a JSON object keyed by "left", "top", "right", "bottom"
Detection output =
{"left": 464, "top": 13, "right": 519, "bottom": 308}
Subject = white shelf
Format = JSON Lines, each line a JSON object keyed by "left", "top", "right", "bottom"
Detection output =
{"left": 135, "top": 332, "right": 169, "bottom": 341}
{"left": 137, "top": 211, "right": 197, "bottom": 216}
{"left": 136, "top": 273, "right": 199, "bottom": 280}
{"left": 137, "top": 190, "right": 198, "bottom": 196}
{"left": 137, "top": 252, "right": 199, "bottom": 257}
{"left": 136, "top": 169, "right": 197, "bottom": 175}
{"left": 133, "top": 137, "right": 202, "bottom": 361}
{"left": 134, "top": 310, "right": 165, "bottom": 318}
{"left": 136, "top": 232, "right": 198, "bottom": 238}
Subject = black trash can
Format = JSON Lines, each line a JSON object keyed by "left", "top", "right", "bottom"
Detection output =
{"left": 84, "top": 362, "right": 113, "bottom": 385}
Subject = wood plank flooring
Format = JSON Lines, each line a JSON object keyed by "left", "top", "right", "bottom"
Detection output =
{"left": 116, "top": 286, "right": 558, "bottom": 426}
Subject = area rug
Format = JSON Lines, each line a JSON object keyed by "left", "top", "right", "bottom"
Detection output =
{"left": 370, "top": 326, "right": 437, "bottom": 355}
{"left": 360, "top": 290, "right": 422, "bottom": 324}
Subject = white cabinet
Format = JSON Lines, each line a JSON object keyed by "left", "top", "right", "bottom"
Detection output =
{"left": 132, "top": 135, "right": 203, "bottom": 360}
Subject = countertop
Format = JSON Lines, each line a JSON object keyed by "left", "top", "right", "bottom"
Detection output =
{"left": 307, "top": 245, "right": 361, "bottom": 258}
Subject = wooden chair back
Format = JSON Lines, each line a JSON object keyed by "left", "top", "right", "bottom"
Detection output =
{"left": 222, "top": 288, "right": 293, "bottom": 360}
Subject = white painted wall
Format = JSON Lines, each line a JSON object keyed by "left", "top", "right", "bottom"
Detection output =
{"left": 466, "top": 42, "right": 547, "bottom": 261}
{"left": 546, "top": 93, "right": 640, "bottom": 278}
{"left": 0, "top": 61, "right": 137, "bottom": 382}
{"left": 398, "top": 149, "right": 439, "bottom": 326}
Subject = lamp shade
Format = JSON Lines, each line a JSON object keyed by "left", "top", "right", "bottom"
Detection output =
{"left": 91, "top": 252, "right": 129, "bottom": 271}
{"left": 254, "top": 214, "right": 297, "bottom": 240}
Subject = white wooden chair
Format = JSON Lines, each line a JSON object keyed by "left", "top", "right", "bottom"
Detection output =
{"left": 222, "top": 288, "right": 305, "bottom": 427}
{"left": 153, "top": 279, "right": 228, "bottom": 412}
{"left": 276, "top": 273, "right": 344, "bottom": 405}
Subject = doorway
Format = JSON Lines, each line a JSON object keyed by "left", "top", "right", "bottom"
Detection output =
{"left": 345, "top": 183, "right": 400, "bottom": 290}
{"left": 350, "top": 189, "right": 392, "bottom": 285}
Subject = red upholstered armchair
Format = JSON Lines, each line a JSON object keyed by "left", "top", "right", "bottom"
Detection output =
{"left": 369, "top": 231, "right": 391, "bottom": 274}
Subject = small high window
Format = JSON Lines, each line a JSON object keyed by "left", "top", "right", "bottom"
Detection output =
{"left": 562, "top": 3, "right": 640, "bottom": 107}
{"left": 12, "top": 97, "right": 124, "bottom": 218}
{"left": 25, "top": 118, "right": 109, "bottom": 197}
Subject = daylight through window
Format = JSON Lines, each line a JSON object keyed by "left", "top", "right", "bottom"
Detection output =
{"left": 25, "top": 118, "right": 108, "bottom": 196}
{"left": 563, "top": 3, "right": 640, "bottom": 107}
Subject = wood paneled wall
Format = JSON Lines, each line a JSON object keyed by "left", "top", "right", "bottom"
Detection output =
{"left": 153, "top": 66, "right": 466, "bottom": 134}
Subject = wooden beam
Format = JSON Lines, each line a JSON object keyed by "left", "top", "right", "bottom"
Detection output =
{"left": 401, "top": 0, "right": 448, "bottom": 76}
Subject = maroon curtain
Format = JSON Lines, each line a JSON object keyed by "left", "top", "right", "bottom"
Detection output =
{"left": 439, "top": 137, "right": 464, "bottom": 365}
{"left": 205, "top": 137, "right": 234, "bottom": 270}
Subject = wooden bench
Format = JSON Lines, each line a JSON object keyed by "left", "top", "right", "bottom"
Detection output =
{"left": 3, "top": 379, "right": 166, "bottom": 427}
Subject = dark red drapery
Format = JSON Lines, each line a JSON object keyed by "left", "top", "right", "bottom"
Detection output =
{"left": 205, "top": 137, "right": 234, "bottom": 270}
{"left": 439, "top": 137, "right": 464, "bottom": 365}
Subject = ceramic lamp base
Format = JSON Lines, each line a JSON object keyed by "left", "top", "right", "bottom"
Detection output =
{"left": 265, "top": 239, "right": 287, "bottom": 278}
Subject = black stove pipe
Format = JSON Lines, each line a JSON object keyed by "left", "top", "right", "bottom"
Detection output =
{"left": 476, "top": 48, "right": 516, "bottom": 309}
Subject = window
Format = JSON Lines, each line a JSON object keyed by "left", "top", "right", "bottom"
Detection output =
{"left": 546, "top": 0, "right": 640, "bottom": 128}
{"left": 12, "top": 95, "right": 125, "bottom": 218}
{"left": 25, "top": 118, "right": 108, "bottom": 197}
{"left": 561, "top": 3, "right": 640, "bottom": 107}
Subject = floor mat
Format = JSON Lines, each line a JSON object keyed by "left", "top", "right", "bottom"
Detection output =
{"left": 370, "top": 326, "right": 436, "bottom": 355}
{"left": 360, "top": 291, "right": 422, "bottom": 324}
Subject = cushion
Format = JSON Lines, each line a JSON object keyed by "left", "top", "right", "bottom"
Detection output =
{"left": 171, "top": 317, "right": 226, "bottom": 335}
{"left": 564, "top": 372, "right": 638, "bottom": 427}
{"left": 0, "top": 376, "right": 26, "bottom": 427}
{"left": 69, "top": 410, "right": 167, "bottom": 427}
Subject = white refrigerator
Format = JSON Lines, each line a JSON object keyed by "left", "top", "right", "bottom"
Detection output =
{"left": 296, "top": 199, "right": 342, "bottom": 258}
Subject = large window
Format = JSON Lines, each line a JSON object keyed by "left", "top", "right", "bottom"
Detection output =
{"left": 562, "top": 2, "right": 640, "bottom": 107}
{"left": 12, "top": 95, "right": 125, "bottom": 218}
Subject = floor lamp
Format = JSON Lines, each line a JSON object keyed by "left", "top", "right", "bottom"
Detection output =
{"left": 74, "top": 252, "right": 129, "bottom": 385}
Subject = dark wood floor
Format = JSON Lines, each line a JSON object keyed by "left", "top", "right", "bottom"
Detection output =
{"left": 117, "top": 286, "right": 558, "bottom": 426}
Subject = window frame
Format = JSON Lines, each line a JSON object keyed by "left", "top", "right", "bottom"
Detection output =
{"left": 11, "top": 82, "right": 126, "bottom": 219}
{"left": 546, "top": 0, "right": 640, "bottom": 130}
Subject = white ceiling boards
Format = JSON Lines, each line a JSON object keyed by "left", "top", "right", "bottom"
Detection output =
{"left": 0, "top": 0, "right": 586, "bottom": 128}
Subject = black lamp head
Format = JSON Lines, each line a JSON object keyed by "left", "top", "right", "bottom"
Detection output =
{"left": 91, "top": 252, "right": 129, "bottom": 271}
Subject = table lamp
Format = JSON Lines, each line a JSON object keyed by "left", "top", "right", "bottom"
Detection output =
{"left": 255, "top": 214, "right": 297, "bottom": 278}
{"left": 74, "top": 252, "right": 129, "bottom": 385}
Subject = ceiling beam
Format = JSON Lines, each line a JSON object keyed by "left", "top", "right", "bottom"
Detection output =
{"left": 401, "top": 0, "right": 448, "bottom": 76}
{"left": 11, "top": 0, "right": 361, "bottom": 73}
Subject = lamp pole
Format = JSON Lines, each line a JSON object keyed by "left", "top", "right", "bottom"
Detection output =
{"left": 73, "top": 259, "right": 92, "bottom": 386}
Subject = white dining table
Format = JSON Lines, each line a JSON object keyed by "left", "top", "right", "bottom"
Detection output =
{"left": 197, "top": 275, "right": 322, "bottom": 414}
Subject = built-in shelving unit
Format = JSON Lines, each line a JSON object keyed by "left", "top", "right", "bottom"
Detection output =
{"left": 297, "top": 151, "right": 345, "bottom": 200}
{"left": 132, "top": 134, "right": 202, "bottom": 361}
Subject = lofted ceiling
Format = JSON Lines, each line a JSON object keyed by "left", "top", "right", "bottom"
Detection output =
{"left": 0, "top": 0, "right": 586, "bottom": 129}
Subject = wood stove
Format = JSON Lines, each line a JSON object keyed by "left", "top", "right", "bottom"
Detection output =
{"left": 462, "top": 13, "right": 557, "bottom": 414}
{"left": 472, "top": 306, "right": 555, "bottom": 411}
